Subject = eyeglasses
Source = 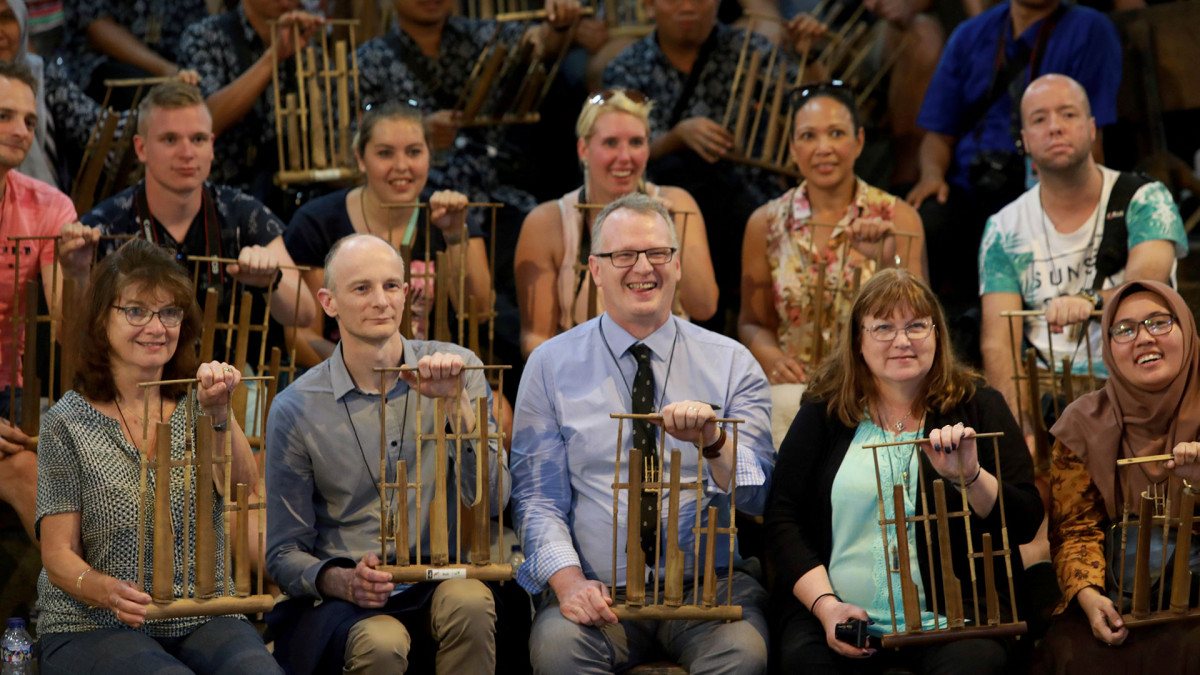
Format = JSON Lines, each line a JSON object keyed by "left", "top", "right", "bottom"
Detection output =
{"left": 594, "top": 247, "right": 677, "bottom": 268}
{"left": 1109, "top": 312, "right": 1176, "bottom": 344}
{"left": 863, "top": 319, "right": 935, "bottom": 342}
{"left": 364, "top": 98, "right": 421, "bottom": 112}
{"left": 111, "top": 305, "right": 185, "bottom": 327}
{"left": 586, "top": 89, "right": 648, "bottom": 106}
{"left": 789, "top": 80, "right": 852, "bottom": 108}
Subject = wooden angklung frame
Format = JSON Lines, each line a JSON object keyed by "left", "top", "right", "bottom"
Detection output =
{"left": 451, "top": 8, "right": 591, "bottom": 127}
{"left": 134, "top": 378, "right": 274, "bottom": 620}
{"left": 864, "top": 432, "right": 1026, "bottom": 646}
{"left": 607, "top": 413, "right": 744, "bottom": 621}
{"left": 721, "top": 2, "right": 911, "bottom": 178}
{"left": 271, "top": 18, "right": 363, "bottom": 186}
{"left": 1000, "top": 310, "right": 1104, "bottom": 474}
{"left": 72, "top": 77, "right": 170, "bottom": 214}
{"left": 1108, "top": 459, "right": 1200, "bottom": 628}
{"left": 373, "top": 364, "right": 511, "bottom": 583}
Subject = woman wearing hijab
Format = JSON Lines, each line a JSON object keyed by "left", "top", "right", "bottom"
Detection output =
{"left": 1034, "top": 280, "right": 1200, "bottom": 672}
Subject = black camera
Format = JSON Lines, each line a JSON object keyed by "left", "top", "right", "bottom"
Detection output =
{"left": 835, "top": 618, "right": 870, "bottom": 648}
{"left": 966, "top": 150, "right": 1026, "bottom": 203}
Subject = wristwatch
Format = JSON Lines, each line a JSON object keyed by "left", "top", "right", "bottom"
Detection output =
{"left": 1077, "top": 288, "right": 1103, "bottom": 311}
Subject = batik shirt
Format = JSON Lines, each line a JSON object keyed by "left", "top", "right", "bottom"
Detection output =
{"left": 356, "top": 18, "right": 536, "bottom": 211}
{"left": 602, "top": 24, "right": 788, "bottom": 205}
{"left": 180, "top": 6, "right": 283, "bottom": 194}
{"left": 979, "top": 166, "right": 1186, "bottom": 377}
{"left": 765, "top": 179, "right": 897, "bottom": 369}
{"left": 62, "top": 0, "right": 207, "bottom": 87}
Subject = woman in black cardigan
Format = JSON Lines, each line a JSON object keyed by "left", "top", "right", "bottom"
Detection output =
{"left": 766, "top": 269, "right": 1043, "bottom": 673}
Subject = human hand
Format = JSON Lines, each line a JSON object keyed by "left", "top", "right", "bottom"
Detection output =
{"left": 1167, "top": 441, "right": 1200, "bottom": 485}
{"left": 399, "top": 352, "right": 468, "bottom": 401}
{"left": 107, "top": 578, "right": 153, "bottom": 629}
{"left": 905, "top": 176, "right": 948, "bottom": 207}
{"left": 545, "top": 0, "right": 582, "bottom": 30}
{"left": 0, "top": 417, "right": 31, "bottom": 456}
{"left": 555, "top": 576, "right": 617, "bottom": 626}
{"left": 769, "top": 355, "right": 806, "bottom": 384}
{"left": 429, "top": 190, "right": 469, "bottom": 244}
{"left": 347, "top": 553, "right": 395, "bottom": 608}
{"left": 785, "top": 14, "right": 828, "bottom": 54}
{"left": 196, "top": 361, "right": 241, "bottom": 423}
{"left": 273, "top": 10, "right": 326, "bottom": 61}
{"left": 1076, "top": 586, "right": 1128, "bottom": 646}
{"left": 673, "top": 118, "right": 733, "bottom": 163}
{"left": 427, "top": 110, "right": 461, "bottom": 151}
{"left": 864, "top": 0, "right": 915, "bottom": 27}
{"left": 174, "top": 69, "right": 201, "bottom": 86}
{"left": 1044, "top": 295, "right": 1094, "bottom": 334}
{"left": 922, "top": 423, "right": 980, "bottom": 484}
{"left": 575, "top": 17, "right": 609, "bottom": 52}
{"left": 227, "top": 245, "right": 280, "bottom": 288}
{"left": 58, "top": 221, "right": 101, "bottom": 279}
{"left": 655, "top": 400, "right": 720, "bottom": 447}
{"left": 813, "top": 597, "right": 875, "bottom": 658}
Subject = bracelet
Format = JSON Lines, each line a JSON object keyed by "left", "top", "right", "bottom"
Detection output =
{"left": 211, "top": 418, "right": 229, "bottom": 432}
{"left": 77, "top": 566, "right": 92, "bottom": 593}
{"left": 956, "top": 465, "right": 983, "bottom": 490}
{"left": 810, "top": 592, "right": 840, "bottom": 614}
{"left": 701, "top": 426, "right": 727, "bottom": 459}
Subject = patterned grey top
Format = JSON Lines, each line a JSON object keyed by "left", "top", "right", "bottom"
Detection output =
{"left": 35, "top": 390, "right": 236, "bottom": 638}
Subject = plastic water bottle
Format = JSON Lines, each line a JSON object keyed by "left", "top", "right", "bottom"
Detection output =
{"left": 508, "top": 545, "right": 525, "bottom": 572}
{"left": 1, "top": 617, "right": 31, "bottom": 674}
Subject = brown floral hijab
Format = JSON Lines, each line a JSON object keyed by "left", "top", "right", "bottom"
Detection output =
{"left": 1051, "top": 280, "right": 1200, "bottom": 519}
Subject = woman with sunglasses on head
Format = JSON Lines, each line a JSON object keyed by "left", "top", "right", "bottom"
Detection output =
{"left": 766, "top": 268, "right": 1042, "bottom": 674}
{"left": 281, "top": 100, "right": 491, "bottom": 368}
{"left": 514, "top": 89, "right": 718, "bottom": 358}
{"left": 1032, "top": 280, "right": 1200, "bottom": 672}
{"left": 35, "top": 239, "right": 276, "bottom": 674}
{"left": 740, "top": 82, "right": 928, "bottom": 391}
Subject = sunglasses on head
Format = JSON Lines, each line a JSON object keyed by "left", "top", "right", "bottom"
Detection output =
{"left": 789, "top": 80, "right": 852, "bottom": 107}
{"left": 587, "top": 89, "right": 648, "bottom": 106}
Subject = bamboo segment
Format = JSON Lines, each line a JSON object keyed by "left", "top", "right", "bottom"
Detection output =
{"left": 982, "top": 533, "right": 999, "bottom": 625}
{"left": 933, "top": 480, "right": 964, "bottom": 627}
{"left": 893, "top": 485, "right": 921, "bottom": 630}
{"left": 196, "top": 422, "right": 216, "bottom": 598}
{"left": 307, "top": 46, "right": 328, "bottom": 169}
{"left": 285, "top": 93, "right": 302, "bottom": 171}
{"left": 430, "top": 398, "right": 450, "bottom": 566}
{"left": 464, "top": 44, "right": 508, "bottom": 122}
{"left": 335, "top": 41, "right": 352, "bottom": 166}
{"left": 664, "top": 450, "right": 684, "bottom": 607}
{"left": 761, "top": 65, "right": 788, "bottom": 163}
{"left": 20, "top": 283, "right": 37, "bottom": 434}
{"left": 702, "top": 506, "right": 718, "bottom": 607}
{"left": 153, "top": 422, "right": 175, "bottom": 605}
{"left": 626, "top": 448, "right": 646, "bottom": 608}
{"left": 397, "top": 460, "right": 410, "bottom": 564}
{"left": 235, "top": 483, "right": 250, "bottom": 596}
{"left": 1132, "top": 493, "right": 1154, "bottom": 618}
{"left": 143, "top": 595, "right": 274, "bottom": 620}
{"left": 1171, "top": 487, "right": 1196, "bottom": 613}
{"left": 471, "top": 397, "right": 491, "bottom": 565}
{"left": 732, "top": 49, "right": 762, "bottom": 153}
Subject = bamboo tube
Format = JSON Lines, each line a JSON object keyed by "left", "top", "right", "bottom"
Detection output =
{"left": 1170, "top": 486, "right": 1196, "bottom": 613}
{"left": 702, "top": 506, "right": 718, "bottom": 607}
{"left": 664, "top": 449, "right": 684, "bottom": 607}
{"left": 857, "top": 33, "right": 912, "bottom": 108}
{"left": 397, "top": 460, "right": 410, "bottom": 564}
{"left": 732, "top": 49, "right": 762, "bottom": 152}
{"left": 143, "top": 595, "right": 275, "bottom": 620}
{"left": 307, "top": 47, "right": 328, "bottom": 169}
{"left": 270, "top": 20, "right": 286, "bottom": 178}
{"left": 285, "top": 93, "right": 302, "bottom": 171}
{"left": 1131, "top": 492, "right": 1154, "bottom": 618}
{"left": 1024, "top": 348, "right": 1050, "bottom": 470}
{"left": 471, "top": 397, "right": 491, "bottom": 565}
{"left": 893, "top": 485, "right": 921, "bottom": 631}
{"left": 933, "top": 480, "right": 965, "bottom": 627}
{"left": 235, "top": 483, "right": 251, "bottom": 596}
{"left": 73, "top": 112, "right": 120, "bottom": 213}
{"left": 611, "top": 418, "right": 624, "bottom": 604}
{"left": 230, "top": 294, "right": 253, "bottom": 427}
{"left": 431, "top": 398, "right": 449, "bottom": 566}
{"left": 20, "top": 283, "right": 37, "bottom": 434}
{"left": 153, "top": 422, "right": 175, "bottom": 604}
{"left": 335, "top": 41, "right": 352, "bottom": 165}
{"left": 625, "top": 447, "right": 646, "bottom": 607}
{"left": 196, "top": 421, "right": 216, "bottom": 598}
{"left": 386, "top": 563, "right": 513, "bottom": 583}
{"left": 982, "top": 533, "right": 999, "bottom": 625}
{"left": 463, "top": 44, "right": 508, "bottom": 122}
{"left": 58, "top": 277, "right": 77, "bottom": 397}
{"left": 838, "top": 22, "right": 881, "bottom": 81}
{"left": 747, "top": 44, "right": 779, "bottom": 155}
{"left": 723, "top": 29, "right": 754, "bottom": 129}
{"left": 1116, "top": 454, "right": 1174, "bottom": 466}
{"left": 812, "top": 263, "right": 827, "bottom": 365}
{"left": 613, "top": 605, "right": 742, "bottom": 621}
{"left": 761, "top": 65, "right": 788, "bottom": 163}
{"left": 434, "top": 251, "right": 451, "bottom": 343}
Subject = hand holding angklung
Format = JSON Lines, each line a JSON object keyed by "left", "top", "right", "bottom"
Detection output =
{"left": 922, "top": 423, "right": 980, "bottom": 483}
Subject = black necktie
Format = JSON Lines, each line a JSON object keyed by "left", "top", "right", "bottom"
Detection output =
{"left": 629, "top": 343, "right": 659, "bottom": 561}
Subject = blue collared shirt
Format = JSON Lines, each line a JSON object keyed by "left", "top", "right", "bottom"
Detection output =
{"left": 511, "top": 314, "right": 774, "bottom": 594}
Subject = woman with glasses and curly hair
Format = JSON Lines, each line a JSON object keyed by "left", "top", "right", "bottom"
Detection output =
{"left": 766, "top": 268, "right": 1041, "bottom": 673}
{"left": 35, "top": 239, "right": 275, "bottom": 674}
{"left": 1033, "top": 280, "right": 1200, "bottom": 672}
{"left": 514, "top": 89, "right": 718, "bottom": 358}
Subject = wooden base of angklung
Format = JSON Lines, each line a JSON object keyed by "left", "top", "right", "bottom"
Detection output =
{"left": 376, "top": 366, "right": 513, "bottom": 585}
{"left": 143, "top": 595, "right": 276, "bottom": 620}
{"left": 867, "top": 433, "right": 1027, "bottom": 648}
{"left": 608, "top": 415, "right": 746, "bottom": 623}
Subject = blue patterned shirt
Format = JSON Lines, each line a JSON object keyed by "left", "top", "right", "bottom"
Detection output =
{"left": 62, "top": 0, "right": 207, "bottom": 87}
{"left": 511, "top": 314, "right": 775, "bottom": 594}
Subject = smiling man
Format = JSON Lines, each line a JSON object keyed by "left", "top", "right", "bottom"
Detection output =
{"left": 511, "top": 193, "right": 774, "bottom": 674}
{"left": 978, "top": 74, "right": 1187, "bottom": 425}
{"left": 265, "top": 233, "right": 507, "bottom": 674}
{"left": 77, "top": 80, "right": 314, "bottom": 358}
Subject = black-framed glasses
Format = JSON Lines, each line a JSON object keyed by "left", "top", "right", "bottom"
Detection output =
{"left": 594, "top": 247, "right": 677, "bottom": 268}
{"left": 1109, "top": 312, "right": 1177, "bottom": 344}
{"left": 587, "top": 89, "right": 648, "bottom": 106}
{"left": 111, "top": 305, "right": 185, "bottom": 327}
{"left": 863, "top": 319, "right": 935, "bottom": 342}
{"left": 789, "top": 79, "right": 852, "bottom": 108}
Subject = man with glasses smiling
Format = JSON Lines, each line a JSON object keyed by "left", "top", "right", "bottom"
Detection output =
{"left": 512, "top": 193, "right": 774, "bottom": 674}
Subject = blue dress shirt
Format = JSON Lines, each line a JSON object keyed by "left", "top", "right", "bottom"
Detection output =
{"left": 511, "top": 314, "right": 774, "bottom": 594}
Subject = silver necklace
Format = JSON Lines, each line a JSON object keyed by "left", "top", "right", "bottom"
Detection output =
{"left": 1036, "top": 167, "right": 1104, "bottom": 298}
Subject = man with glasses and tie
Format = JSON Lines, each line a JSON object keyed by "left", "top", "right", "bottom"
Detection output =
{"left": 511, "top": 193, "right": 775, "bottom": 674}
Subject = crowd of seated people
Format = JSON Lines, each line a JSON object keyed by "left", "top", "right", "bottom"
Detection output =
{"left": 0, "top": 0, "right": 1195, "bottom": 672}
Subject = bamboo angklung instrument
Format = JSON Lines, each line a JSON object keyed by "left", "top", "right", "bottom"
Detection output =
{"left": 374, "top": 364, "right": 512, "bottom": 584}
{"left": 866, "top": 432, "right": 1026, "bottom": 647}
{"left": 1115, "top": 477, "right": 1200, "bottom": 628}
{"left": 608, "top": 414, "right": 744, "bottom": 621}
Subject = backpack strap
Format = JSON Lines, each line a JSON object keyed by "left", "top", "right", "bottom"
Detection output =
{"left": 1092, "top": 171, "right": 1154, "bottom": 289}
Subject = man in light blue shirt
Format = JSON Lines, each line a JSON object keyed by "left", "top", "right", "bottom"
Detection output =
{"left": 511, "top": 193, "right": 774, "bottom": 674}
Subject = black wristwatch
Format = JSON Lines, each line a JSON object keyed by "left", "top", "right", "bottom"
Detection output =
{"left": 1077, "top": 288, "right": 1103, "bottom": 311}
